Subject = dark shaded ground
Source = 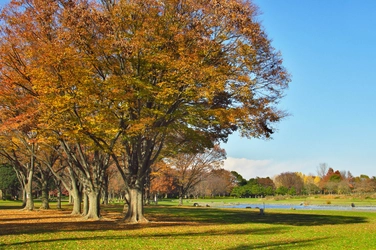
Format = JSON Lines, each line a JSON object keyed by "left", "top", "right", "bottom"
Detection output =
{"left": 0, "top": 205, "right": 368, "bottom": 236}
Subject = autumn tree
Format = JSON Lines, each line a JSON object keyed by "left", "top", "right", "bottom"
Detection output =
{"left": 191, "top": 168, "right": 234, "bottom": 198}
{"left": 165, "top": 145, "right": 226, "bottom": 205}
{"left": 33, "top": 163, "right": 54, "bottom": 209}
{"left": 150, "top": 161, "right": 177, "bottom": 203}
{"left": 319, "top": 168, "right": 343, "bottom": 194}
{"left": 0, "top": 0, "right": 290, "bottom": 222}
{"left": 205, "top": 169, "right": 235, "bottom": 197}
{"left": 102, "top": 164, "right": 120, "bottom": 205}
{"left": 59, "top": 140, "right": 113, "bottom": 219}
{"left": 107, "top": 168, "right": 127, "bottom": 202}
{"left": 45, "top": 152, "right": 84, "bottom": 215}
{"left": 274, "top": 172, "right": 304, "bottom": 195}
{"left": 302, "top": 174, "right": 320, "bottom": 195}
{"left": 353, "top": 175, "right": 376, "bottom": 194}
{"left": 0, "top": 131, "right": 39, "bottom": 210}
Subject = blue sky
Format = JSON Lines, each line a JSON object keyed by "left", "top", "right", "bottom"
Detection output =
{"left": 1, "top": 0, "right": 375, "bottom": 179}
{"left": 223, "top": 0, "right": 376, "bottom": 179}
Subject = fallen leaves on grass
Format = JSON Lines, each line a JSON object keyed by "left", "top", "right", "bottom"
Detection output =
{"left": 0, "top": 209, "right": 201, "bottom": 236}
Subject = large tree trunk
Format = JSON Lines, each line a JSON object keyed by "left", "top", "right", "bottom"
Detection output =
{"left": 70, "top": 187, "right": 82, "bottom": 215}
{"left": 85, "top": 192, "right": 101, "bottom": 220}
{"left": 69, "top": 193, "right": 73, "bottom": 204}
{"left": 71, "top": 190, "right": 82, "bottom": 215}
{"left": 124, "top": 187, "right": 148, "bottom": 223}
{"left": 39, "top": 179, "right": 50, "bottom": 209}
{"left": 24, "top": 183, "right": 34, "bottom": 210}
{"left": 82, "top": 193, "right": 89, "bottom": 217}
{"left": 69, "top": 168, "right": 82, "bottom": 215}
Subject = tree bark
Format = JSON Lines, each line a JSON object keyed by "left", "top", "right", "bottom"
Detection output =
{"left": 24, "top": 164, "right": 34, "bottom": 211}
{"left": 69, "top": 167, "right": 82, "bottom": 215}
{"left": 69, "top": 193, "right": 73, "bottom": 204}
{"left": 39, "top": 179, "right": 50, "bottom": 209}
{"left": 24, "top": 181, "right": 34, "bottom": 210}
{"left": 85, "top": 191, "right": 101, "bottom": 220}
{"left": 123, "top": 187, "right": 148, "bottom": 223}
{"left": 56, "top": 183, "right": 62, "bottom": 209}
{"left": 70, "top": 189, "right": 82, "bottom": 215}
{"left": 21, "top": 188, "right": 27, "bottom": 208}
{"left": 82, "top": 193, "right": 89, "bottom": 217}
{"left": 154, "top": 193, "right": 158, "bottom": 205}
{"left": 102, "top": 174, "right": 109, "bottom": 205}
{"left": 178, "top": 186, "right": 184, "bottom": 206}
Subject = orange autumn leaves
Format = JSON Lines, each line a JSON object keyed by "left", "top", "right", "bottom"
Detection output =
{"left": 0, "top": 0, "right": 289, "bottom": 146}
{"left": 0, "top": 0, "right": 289, "bottom": 220}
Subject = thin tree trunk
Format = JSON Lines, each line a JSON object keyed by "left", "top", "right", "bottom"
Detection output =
{"left": 154, "top": 193, "right": 158, "bottom": 205}
{"left": 178, "top": 187, "right": 184, "bottom": 206}
{"left": 24, "top": 142, "right": 36, "bottom": 211}
{"left": 24, "top": 170, "right": 34, "bottom": 211}
{"left": 102, "top": 175, "right": 109, "bottom": 205}
{"left": 22, "top": 188, "right": 26, "bottom": 208}
{"left": 56, "top": 183, "right": 62, "bottom": 210}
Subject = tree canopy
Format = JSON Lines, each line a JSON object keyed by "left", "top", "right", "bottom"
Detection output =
{"left": 0, "top": 0, "right": 290, "bottom": 222}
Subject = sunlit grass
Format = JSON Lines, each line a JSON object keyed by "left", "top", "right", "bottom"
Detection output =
{"left": 1, "top": 198, "right": 376, "bottom": 249}
{"left": 182, "top": 195, "right": 376, "bottom": 207}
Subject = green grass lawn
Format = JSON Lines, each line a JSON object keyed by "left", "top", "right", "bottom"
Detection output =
{"left": 1, "top": 198, "right": 375, "bottom": 249}
{"left": 180, "top": 195, "right": 376, "bottom": 207}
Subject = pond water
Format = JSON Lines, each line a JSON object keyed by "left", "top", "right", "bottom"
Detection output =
{"left": 221, "top": 204, "right": 376, "bottom": 211}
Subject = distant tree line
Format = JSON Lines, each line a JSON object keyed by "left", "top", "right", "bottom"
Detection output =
{"left": 2, "top": 160, "right": 376, "bottom": 203}
{"left": 229, "top": 163, "right": 376, "bottom": 197}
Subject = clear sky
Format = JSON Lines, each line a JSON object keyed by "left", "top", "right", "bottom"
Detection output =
{"left": 1, "top": 0, "right": 375, "bottom": 179}
{"left": 223, "top": 0, "right": 376, "bottom": 179}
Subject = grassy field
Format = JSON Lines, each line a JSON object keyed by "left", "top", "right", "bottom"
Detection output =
{"left": 1, "top": 198, "right": 376, "bottom": 249}
{"left": 182, "top": 195, "right": 376, "bottom": 207}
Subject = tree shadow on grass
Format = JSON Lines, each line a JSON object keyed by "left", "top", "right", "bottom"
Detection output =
{"left": 0, "top": 206, "right": 368, "bottom": 237}
{"left": 148, "top": 206, "right": 369, "bottom": 226}
{"left": 1, "top": 229, "right": 329, "bottom": 249}
{"left": 0, "top": 215, "right": 76, "bottom": 222}
{"left": 227, "top": 237, "right": 329, "bottom": 250}
{"left": 0, "top": 205, "right": 23, "bottom": 209}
